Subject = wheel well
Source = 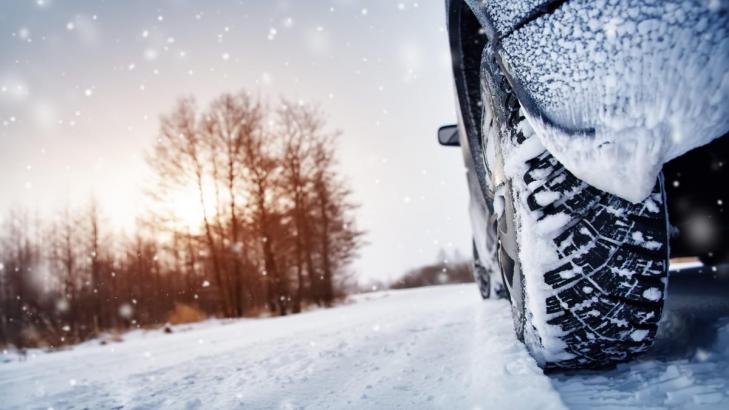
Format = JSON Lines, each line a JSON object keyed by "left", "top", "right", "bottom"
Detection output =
{"left": 664, "top": 134, "right": 729, "bottom": 262}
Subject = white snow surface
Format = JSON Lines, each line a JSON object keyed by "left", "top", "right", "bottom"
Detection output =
{"left": 2, "top": 284, "right": 729, "bottom": 409}
{"left": 500, "top": 0, "right": 729, "bottom": 202}
{"left": 466, "top": 0, "right": 551, "bottom": 36}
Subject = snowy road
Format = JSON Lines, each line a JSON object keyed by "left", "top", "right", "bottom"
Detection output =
{"left": 2, "top": 281, "right": 728, "bottom": 410}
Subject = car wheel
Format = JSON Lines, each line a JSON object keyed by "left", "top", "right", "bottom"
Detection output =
{"left": 480, "top": 46, "right": 671, "bottom": 369}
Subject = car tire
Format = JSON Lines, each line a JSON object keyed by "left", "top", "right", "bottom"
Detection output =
{"left": 481, "top": 48, "right": 671, "bottom": 369}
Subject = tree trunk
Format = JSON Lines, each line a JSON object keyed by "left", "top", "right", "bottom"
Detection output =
{"left": 196, "top": 172, "right": 231, "bottom": 317}
{"left": 318, "top": 191, "right": 334, "bottom": 306}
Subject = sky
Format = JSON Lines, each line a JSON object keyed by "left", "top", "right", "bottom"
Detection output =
{"left": 0, "top": 0, "right": 471, "bottom": 283}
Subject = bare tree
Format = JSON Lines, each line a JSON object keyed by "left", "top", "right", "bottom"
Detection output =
{"left": 239, "top": 113, "right": 290, "bottom": 315}
{"left": 149, "top": 98, "right": 232, "bottom": 316}
{"left": 310, "top": 136, "right": 363, "bottom": 306}
{"left": 203, "top": 92, "right": 263, "bottom": 316}
{"left": 49, "top": 207, "right": 81, "bottom": 342}
{"left": 0, "top": 89, "right": 364, "bottom": 349}
{"left": 278, "top": 101, "right": 320, "bottom": 310}
{"left": 86, "top": 197, "right": 103, "bottom": 333}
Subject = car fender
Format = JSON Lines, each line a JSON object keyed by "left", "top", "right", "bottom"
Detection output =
{"left": 455, "top": 0, "right": 729, "bottom": 202}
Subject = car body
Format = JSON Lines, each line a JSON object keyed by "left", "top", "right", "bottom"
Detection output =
{"left": 443, "top": 0, "right": 729, "bottom": 271}
{"left": 441, "top": 0, "right": 729, "bottom": 368}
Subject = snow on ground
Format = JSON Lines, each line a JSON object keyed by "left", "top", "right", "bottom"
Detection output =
{"left": 1, "top": 284, "right": 728, "bottom": 410}
{"left": 553, "top": 311, "right": 729, "bottom": 409}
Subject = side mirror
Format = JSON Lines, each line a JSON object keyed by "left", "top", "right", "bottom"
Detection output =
{"left": 438, "top": 124, "right": 460, "bottom": 147}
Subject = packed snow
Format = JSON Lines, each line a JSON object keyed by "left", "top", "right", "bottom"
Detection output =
{"left": 500, "top": 114, "right": 573, "bottom": 365}
{"left": 1, "top": 284, "right": 728, "bottom": 409}
{"left": 500, "top": 0, "right": 729, "bottom": 202}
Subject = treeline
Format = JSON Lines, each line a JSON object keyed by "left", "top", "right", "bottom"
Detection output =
{"left": 0, "top": 91, "right": 363, "bottom": 349}
{"left": 390, "top": 250, "right": 473, "bottom": 290}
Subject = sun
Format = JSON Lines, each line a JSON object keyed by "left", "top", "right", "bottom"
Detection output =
{"left": 164, "top": 184, "right": 217, "bottom": 234}
{"left": 170, "top": 189, "right": 205, "bottom": 231}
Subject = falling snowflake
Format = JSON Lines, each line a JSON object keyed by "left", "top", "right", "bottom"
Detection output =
{"left": 118, "top": 303, "right": 133, "bottom": 318}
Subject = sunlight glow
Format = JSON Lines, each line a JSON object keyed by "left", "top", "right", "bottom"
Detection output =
{"left": 162, "top": 183, "right": 219, "bottom": 234}
{"left": 171, "top": 188, "right": 206, "bottom": 232}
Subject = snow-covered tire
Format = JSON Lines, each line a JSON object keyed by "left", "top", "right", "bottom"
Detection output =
{"left": 511, "top": 150, "right": 670, "bottom": 369}
{"left": 481, "top": 48, "right": 670, "bottom": 369}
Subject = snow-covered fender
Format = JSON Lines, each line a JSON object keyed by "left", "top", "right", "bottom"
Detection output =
{"left": 459, "top": 0, "right": 562, "bottom": 39}
{"left": 462, "top": 0, "right": 729, "bottom": 203}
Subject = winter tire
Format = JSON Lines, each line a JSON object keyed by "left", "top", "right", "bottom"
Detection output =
{"left": 481, "top": 46, "right": 671, "bottom": 370}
